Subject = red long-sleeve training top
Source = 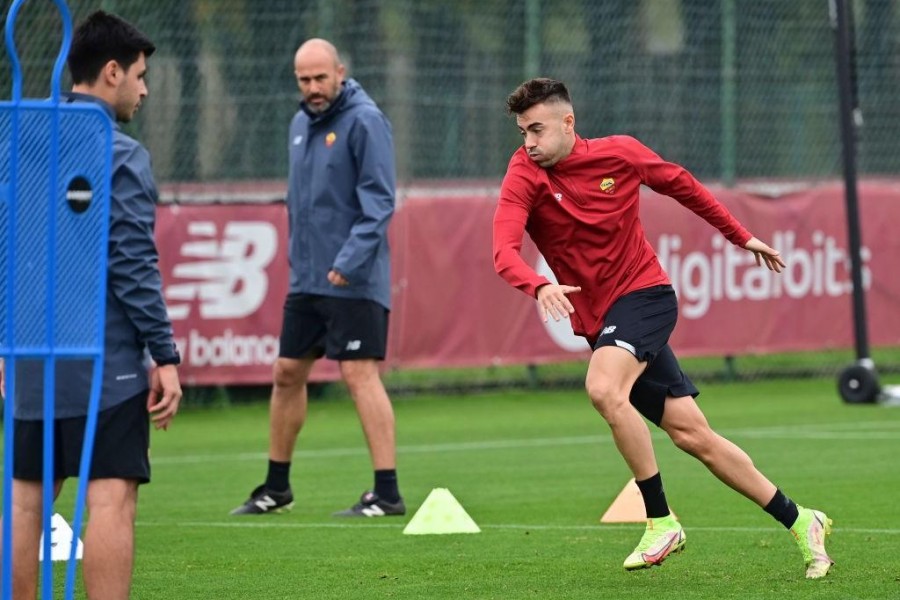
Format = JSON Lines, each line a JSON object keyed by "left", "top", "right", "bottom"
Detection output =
{"left": 493, "top": 134, "right": 752, "bottom": 340}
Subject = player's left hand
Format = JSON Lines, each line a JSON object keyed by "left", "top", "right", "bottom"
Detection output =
{"left": 328, "top": 269, "right": 349, "bottom": 287}
{"left": 744, "top": 236, "right": 786, "bottom": 273}
{"left": 147, "top": 364, "right": 182, "bottom": 431}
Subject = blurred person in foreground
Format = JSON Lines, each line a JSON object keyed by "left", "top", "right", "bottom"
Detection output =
{"left": 230, "top": 39, "right": 403, "bottom": 518}
{"left": 0, "top": 11, "right": 182, "bottom": 599}
{"left": 493, "top": 78, "right": 832, "bottom": 579}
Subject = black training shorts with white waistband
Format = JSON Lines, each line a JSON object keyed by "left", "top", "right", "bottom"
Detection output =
{"left": 591, "top": 285, "right": 699, "bottom": 427}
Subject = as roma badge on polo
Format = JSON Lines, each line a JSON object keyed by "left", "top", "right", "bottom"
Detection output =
{"left": 599, "top": 177, "right": 616, "bottom": 194}
{"left": 325, "top": 131, "right": 337, "bottom": 147}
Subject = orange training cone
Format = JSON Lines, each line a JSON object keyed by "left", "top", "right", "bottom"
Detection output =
{"left": 600, "top": 478, "right": 677, "bottom": 523}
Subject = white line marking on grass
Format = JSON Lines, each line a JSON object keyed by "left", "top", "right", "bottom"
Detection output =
{"left": 152, "top": 436, "right": 609, "bottom": 465}
{"left": 153, "top": 421, "right": 900, "bottom": 466}
{"left": 730, "top": 431, "right": 900, "bottom": 440}
{"left": 137, "top": 521, "right": 900, "bottom": 535}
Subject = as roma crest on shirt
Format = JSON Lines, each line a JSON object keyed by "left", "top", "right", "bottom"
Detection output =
{"left": 325, "top": 132, "right": 337, "bottom": 147}
{"left": 599, "top": 177, "right": 616, "bottom": 194}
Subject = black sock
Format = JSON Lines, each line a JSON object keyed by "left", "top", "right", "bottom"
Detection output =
{"left": 635, "top": 472, "right": 670, "bottom": 519}
{"left": 374, "top": 469, "right": 400, "bottom": 503}
{"left": 764, "top": 488, "right": 799, "bottom": 529}
{"left": 265, "top": 460, "right": 291, "bottom": 493}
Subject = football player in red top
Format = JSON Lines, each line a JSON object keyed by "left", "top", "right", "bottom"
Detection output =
{"left": 493, "top": 78, "right": 832, "bottom": 578}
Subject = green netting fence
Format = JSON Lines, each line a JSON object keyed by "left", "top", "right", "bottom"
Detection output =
{"left": 3, "top": 0, "right": 899, "bottom": 184}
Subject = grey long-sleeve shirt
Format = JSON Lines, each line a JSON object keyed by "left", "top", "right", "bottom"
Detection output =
{"left": 15, "top": 93, "right": 178, "bottom": 420}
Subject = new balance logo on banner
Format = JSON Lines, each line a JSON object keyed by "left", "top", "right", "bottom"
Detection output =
{"left": 166, "top": 221, "right": 277, "bottom": 320}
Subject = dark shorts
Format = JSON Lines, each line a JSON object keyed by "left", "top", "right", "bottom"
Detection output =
{"left": 592, "top": 285, "right": 699, "bottom": 427}
{"left": 14, "top": 391, "right": 151, "bottom": 483}
{"left": 279, "top": 293, "right": 389, "bottom": 361}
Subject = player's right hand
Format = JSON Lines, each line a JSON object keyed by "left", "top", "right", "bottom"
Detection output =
{"left": 147, "top": 364, "right": 182, "bottom": 431}
{"left": 536, "top": 283, "right": 582, "bottom": 322}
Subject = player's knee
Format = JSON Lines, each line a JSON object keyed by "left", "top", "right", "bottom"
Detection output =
{"left": 89, "top": 498, "right": 137, "bottom": 524}
{"left": 87, "top": 480, "right": 138, "bottom": 517}
{"left": 585, "top": 380, "right": 626, "bottom": 417}
{"left": 11, "top": 498, "right": 42, "bottom": 522}
{"left": 668, "top": 425, "right": 711, "bottom": 458}
{"left": 668, "top": 427, "right": 695, "bottom": 454}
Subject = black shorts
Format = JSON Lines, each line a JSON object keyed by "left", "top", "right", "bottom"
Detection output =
{"left": 14, "top": 391, "right": 151, "bottom": 483}
{"left": 279, "top": 293, "right": 389, "bottom": 361}
{"left": 592, "top": 285, "right": 699, "bottom": 427}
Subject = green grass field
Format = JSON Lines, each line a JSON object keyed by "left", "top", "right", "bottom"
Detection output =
{"left": 33, "top": 378, "right": 900, "bottom": 598}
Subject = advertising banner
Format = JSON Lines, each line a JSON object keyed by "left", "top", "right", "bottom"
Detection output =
{"left": 157, "top": 181, "right": 900, "bottom": 384}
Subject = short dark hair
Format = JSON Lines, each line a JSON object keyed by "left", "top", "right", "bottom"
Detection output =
{"left": 506, "top": 78, "right": 572, "bottom": 115}
{"left": 68, "top": 10, "right": 156, "bottom": 85}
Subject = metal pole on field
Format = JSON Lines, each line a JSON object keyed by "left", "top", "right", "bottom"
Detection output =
{"left": 830, "top": 0, "right": 869, "bottom": 362}
{"left": 830, "top": 0, "right": 881, "bottom": 403}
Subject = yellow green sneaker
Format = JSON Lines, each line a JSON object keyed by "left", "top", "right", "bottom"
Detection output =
{"left": 790, "top": 506, "right": 834, "bottom": 579}
{"left": 623, "top": 514, "right": 686, "bottom": 570}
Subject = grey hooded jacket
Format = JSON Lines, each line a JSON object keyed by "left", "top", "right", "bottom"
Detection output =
{"left": 15, "top": 93, "right": 179, "bottom": 419}
{"left": 286, "top": 78, "right": 396, "bottom": 309}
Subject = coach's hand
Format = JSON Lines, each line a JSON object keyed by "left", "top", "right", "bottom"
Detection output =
{"left": 148, "top": 364, "right": 182, "bottom": 431}
{"left": 328, "top": 269, "right": 349, "bottom": 287}
{"left": 536, "top": 283, "right": 582, "bottom": 322}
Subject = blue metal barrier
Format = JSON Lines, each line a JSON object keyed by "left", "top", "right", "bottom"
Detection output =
{"left": 1, "top": 1, "right": 112, "bottom": 597}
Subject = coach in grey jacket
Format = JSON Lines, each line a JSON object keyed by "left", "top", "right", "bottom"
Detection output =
{"left": 231, "top": 39, "right": 405, "bottom": 518}
{"left": 286, "top": 77, "right": 394, "bottom": 310}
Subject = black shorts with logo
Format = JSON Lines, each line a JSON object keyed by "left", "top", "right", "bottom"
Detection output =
{"left": 592, "top": 285, "right": 699, "bottom": 427}
{"left": 279, "top": 293, "right": 389, "bottom": 361}
{"left": 14, "top": 391, "right": 151, "bottom": 483}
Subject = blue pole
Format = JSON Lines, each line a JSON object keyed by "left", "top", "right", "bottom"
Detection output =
{"left": 2, "top": 0, "right": 28, "bottom": 596}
